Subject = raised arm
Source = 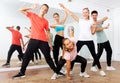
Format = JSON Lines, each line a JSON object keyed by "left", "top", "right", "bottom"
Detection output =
{"left": 97, "top": 17, "right": 108, "bottom": 24}
{"left": 6, "top": 26, "right": 14, "bottom": 31}
{"left": 59, "top": 3, "right": 79, "bottom": 22}
{"left": 61, "top": 11, "right": 68, "bottom": 24}
{"left": 25, "top": 27, "right": 31, "bottom": 32}
{"left": 19, "top": 4, "right": 38, "bottom": 15}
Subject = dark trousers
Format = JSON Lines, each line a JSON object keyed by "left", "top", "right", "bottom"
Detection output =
{"left": 53, "top": 35, "right": 64, "bottom": 66}
{"left": 31, "top": 49, "right": 41, "bottom": 62}
{"left": 77, "top": 41, "right": 102, "bottom": 69}
{"left": 92, "top": 41, "right": 112, "bottom": 66}
{"left": 57, "top": 55, "right": 87, "bottom": 73}
{"left": 20, "top": 39, "right": 57, "bottom": 74}
{"left": 7, "top": 44, "right": 23, "bottom": 64}
{"left": 34, "top": 49, "right": 41, "bottom": 60}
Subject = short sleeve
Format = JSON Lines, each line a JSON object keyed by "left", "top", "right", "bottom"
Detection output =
{"left": 44, "top": 19, "right": 49, "bottom": 30}
{"left": 26, "top": 12, "right": 34, "bottom": 18}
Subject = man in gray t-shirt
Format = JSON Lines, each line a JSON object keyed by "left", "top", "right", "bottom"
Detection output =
{"left": 91, "top": 10, "right": 116, "bottom": 71}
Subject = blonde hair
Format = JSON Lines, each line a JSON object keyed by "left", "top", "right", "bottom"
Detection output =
{"left": 83, "top": 7, "right": 90, "bottom": 19}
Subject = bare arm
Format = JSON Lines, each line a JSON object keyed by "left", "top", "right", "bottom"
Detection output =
{"left": 91, "top": 24, "right": 96, "bottom": 35}
{"left": 66, "top": 60, "right": 71, "bottom": 80}
{"left": 20, "top": 37, "right": 25, "bottom": 50}
{"left": 25, "top": 27, "right": 31, "bottom": 32}
{"left": 19, "top": 4, "right": 38, "bottom": 15}
{"left": 50, "top": 24, "right": 56, "bottom": 29}
{"left": 6, "top": 26, "right": 14, "bottom": 31}
{"left": 59, "top": 3, "right": 79, "bottom": 22}
{"left": 46, "top": 29, "right": 53, "bottom": 50}
{"left": 61, "top": 11, "right": 68, "bottom": 24}
{"left": 96, "top": 24, "right": 109, "bottom": 32}
{"left": 97, "top": 17, "right": 108, "bottom": 24}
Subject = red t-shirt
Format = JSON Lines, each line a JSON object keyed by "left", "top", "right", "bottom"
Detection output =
{"left": 27, "top": 12, "right": 49, "bottom": 42}
{"left": 9, "top": 28, "right": 22, "bottom": 46}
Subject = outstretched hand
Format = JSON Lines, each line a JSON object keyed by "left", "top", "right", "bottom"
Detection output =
{"left": 104, "top": 23, "right": 110, "bottom": 29}
{"left": 31, "top": 3, "right": 38, "bottom": 9}
{"left": 59, "top": 3, "right": 65, "bottom": 8}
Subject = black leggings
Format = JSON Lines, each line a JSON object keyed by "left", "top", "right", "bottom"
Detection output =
{"left": 57, "top": 55, "right": 87, "bottom": 73}
{"left": 20, "top": 39, "right": 57, "bottom": 74}
{"left": 92, "top": 41, "right": 112, "bottom": 66}
{"left": 77, "top": 41, "right": 102, "bottom": 69}
{"left": 53, "top": 35, "right": 64, "bottom": 66}
{"left": 6, "top": 44, "right": 23, "bottom": 64}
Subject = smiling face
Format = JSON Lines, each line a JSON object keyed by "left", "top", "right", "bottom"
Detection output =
{"left": 63, "top": 39, "right": 74, "bottom": 52}
{"left": 53, "top": 13, "right": 60, "bottom": 22}
{"left": 82, "top": 8, "right": 90, "bottom": 20}
{"left": 91, "top": 13, "right": 98, "bottom": 21}
{"left": 40, "top": 4, "right": 49, "bottom": 15}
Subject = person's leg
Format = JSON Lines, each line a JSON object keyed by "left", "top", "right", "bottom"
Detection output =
{"left": 39, "top": 40, "right": 57, "bottom": 73}
{"left": 34, "top": 50, "right": 38, "bottom": 60}
{"left": 57, "top": 56, "right": 66, "bottom": 73}
{"left": 86, "top": 41, "right": 106, "bottom": 76}
{"left": 70, "top": 41, "right": 84, "bottom": 69}
{"left": 86, "top": 41, "right": 102, "bottom": 69}
{"left": 73, "top": 55, "right": 87, "bottom": 73}
{"left": 53, "top": 35, "right": 60, "bottom": 66}
{"left": 20, "top": 39, "right": 39, "bottom": 74}
{"left": 53, "top": 35, "right": 64, "bottom": 66}
{"left": 72, "top": 55, "right": 89, "bottom": 78}
{"left": 16, "top": 46, "right": 24, "bottom": 61}
{"left": 104, "top": 41, "right": 112, "bottom": 66}
{"left": 6, "top": 45, "right": 16, "bottom": 64}
{"left": 92, "top": 43, "right": 104, "bottom": 66}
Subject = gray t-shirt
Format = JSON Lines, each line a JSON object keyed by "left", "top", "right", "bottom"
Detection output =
{"left": 96, "top": 23, "right": 108, "bottom": 43}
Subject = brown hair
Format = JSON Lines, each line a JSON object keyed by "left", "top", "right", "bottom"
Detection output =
{"left": 53, "top": 12, "right": 59, "bottom": 17}
{"left": 41, "top": 4, "right": 49, "bottom": 9}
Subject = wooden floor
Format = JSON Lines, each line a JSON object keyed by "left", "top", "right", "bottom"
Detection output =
{"left": 0, "top": 61, "right": 120, "bottom": 83}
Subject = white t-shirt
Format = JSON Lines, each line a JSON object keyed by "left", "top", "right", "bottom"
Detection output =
{"left": 78, "top": 18, "right": 94, "bottom": 41}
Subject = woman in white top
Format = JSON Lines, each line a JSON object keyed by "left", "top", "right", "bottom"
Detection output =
{"left": 52, "top": 26, "right": 89, "bottom": 80}
{"left": 59, "top": 3, "right": 106, "bottom": 76}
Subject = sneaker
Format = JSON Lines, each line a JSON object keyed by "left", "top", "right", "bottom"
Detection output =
{"left": 106, "top": 66, "right": 116, "bottom": 71}
{"left": 90, "top": 66, "right": 98, "bottom": 72}
{"left": 80, "top": 72, "right": 90, "bottom": 78}
{"left": 51, "top": 73, "right": 58, "bottom": 80}
{"left": 60, "top": 67, "right": 65, "bottom": 74}
{"left": 99, "top": 71, "right": 106, "bottom": 76}
{"left": 2, "top": 63, "right": 10, "bottom": 67}
{"left": 58, "top": 72, "right": 65, "bottom": 77}
{"left": 12, "top": 72, "right": 25, "bottom": 79}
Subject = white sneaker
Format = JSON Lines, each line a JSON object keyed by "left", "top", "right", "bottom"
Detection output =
{"left": 60, "top": 67, "right": 65, "bottom": 74}
{"left": 80, "top": 72, "right": 90, "bottom": 78}
{"left": 106, "top": 66, "right": 116, "bottom": 71}
{"left": 51, "top": 73, "right": 58, "bottom": 80}
{"left": 99, "top": 71, "right": 106, "bottom": 76}
{"left": 90, "top": 66, "right": 98, "bottom": 72}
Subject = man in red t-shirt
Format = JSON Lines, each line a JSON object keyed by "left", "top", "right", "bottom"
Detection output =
{"left": 13, "top": 4, "right": 61, "bottom": 79}
{"left": 2, "top": 26, "right": 24, "bottom": 67}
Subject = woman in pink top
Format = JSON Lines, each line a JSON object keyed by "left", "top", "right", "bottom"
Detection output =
{"left": 56, "top": 26, "right": 89, "bottom": 80}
